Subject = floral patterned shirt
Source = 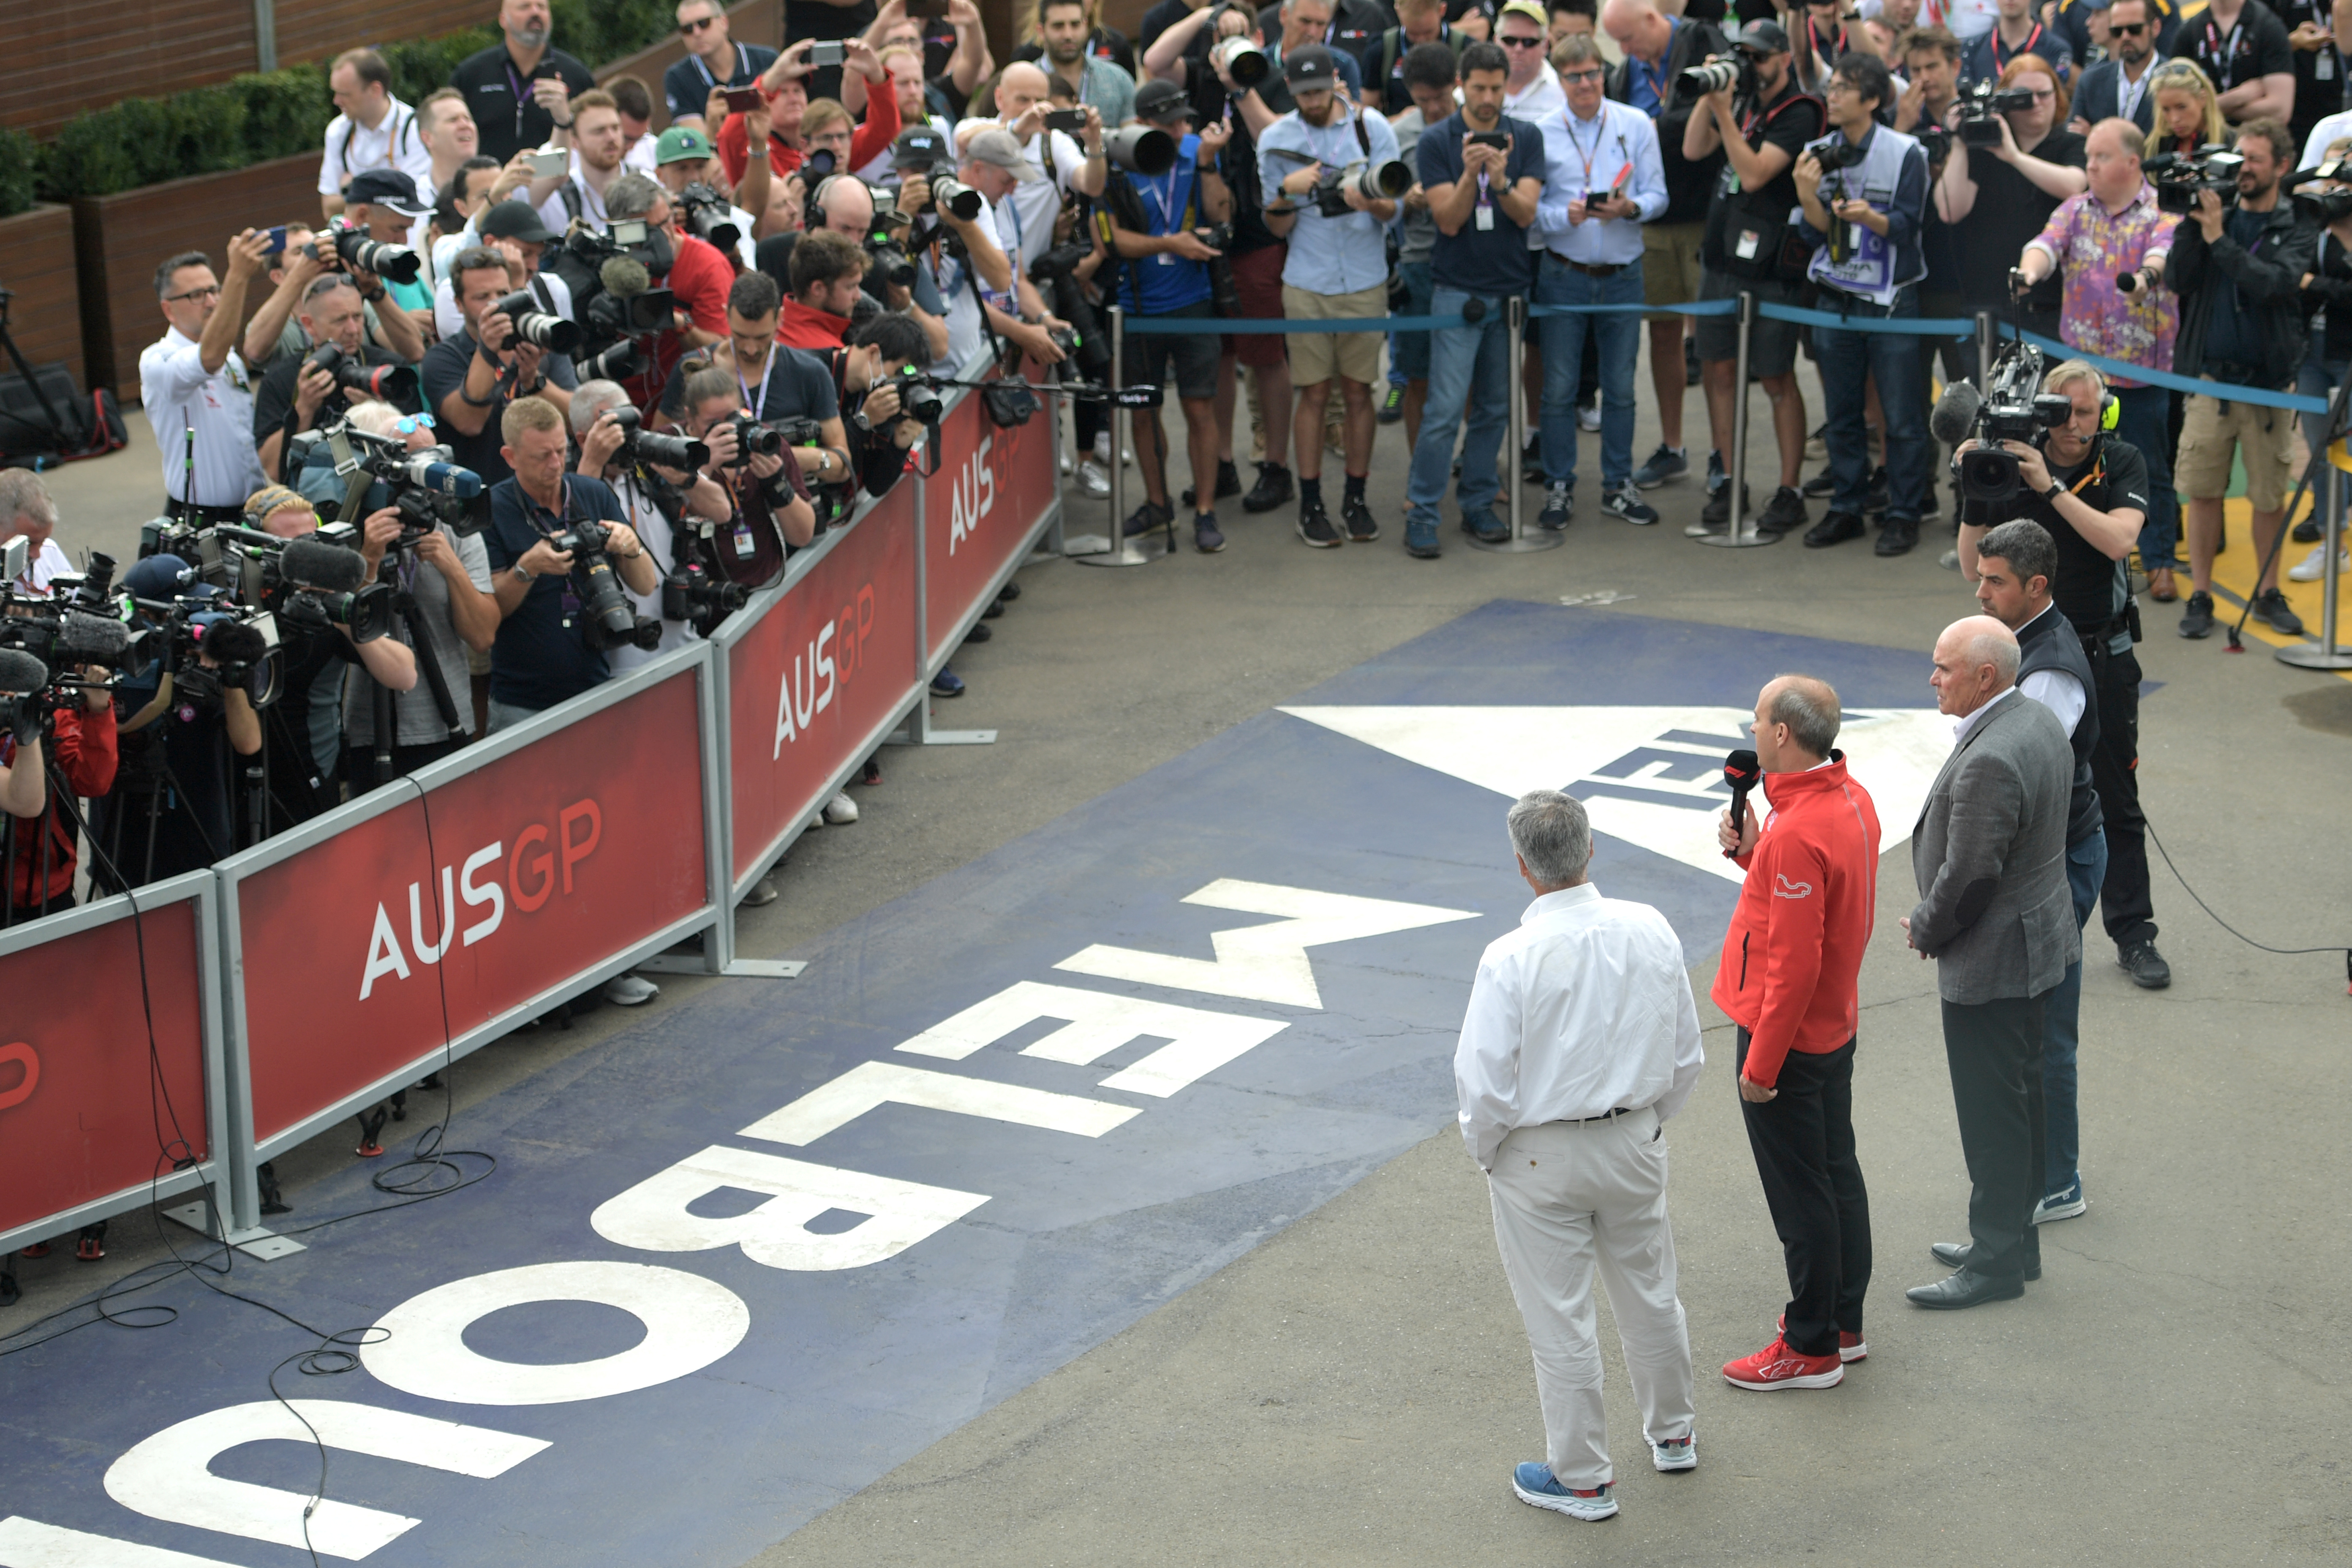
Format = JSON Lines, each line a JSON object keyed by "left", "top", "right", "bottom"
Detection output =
{"left": 2028, "top": 181, "right": 2180, "bottom": 389}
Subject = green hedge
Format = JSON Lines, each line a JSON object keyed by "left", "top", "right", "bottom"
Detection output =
{"left": 3, "top": 1, "right": 681, "bottom": 214}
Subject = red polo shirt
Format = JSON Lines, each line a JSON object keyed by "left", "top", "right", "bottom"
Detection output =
{"left": 777, "top": 297, "right": 849, "bottom": 350}
{"left": 714, "top": 86, "right": 901, "bottom": 185}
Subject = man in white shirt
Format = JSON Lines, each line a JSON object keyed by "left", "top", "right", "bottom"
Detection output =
{"left": 320, "top": 48, "right": 433, "bottom": 221}
{"left": 1498, "top": 0, "right": 1569, "bottom": 118}
{"left": 527, "top": 88, "right": 632, "bottom": 233}
{"left": 140, "top": 238, "right": 271, "bottom": 517}
{"left": 0, "top": 470, "right": 72, "bottom": 594}
{"left": 1454, "top": 788, "right": 1702, "bottom": 1525}
{"left": 960, "top": 61, "right": 1107, "bottom": 267}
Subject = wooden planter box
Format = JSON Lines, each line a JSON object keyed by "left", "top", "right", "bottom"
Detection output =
{"left": 0, "top": 204, "right": 84, "bottom": 390}
{"left": 73, "top": 152, "right": 320, "bottom": 399}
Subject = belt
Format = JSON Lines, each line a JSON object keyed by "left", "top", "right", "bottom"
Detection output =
{"left": 1551, "top": 255, "right": 1626, "bottom": 277}
{"left": 1566, "top": 1105, "right": 1637, "bottom": 1123}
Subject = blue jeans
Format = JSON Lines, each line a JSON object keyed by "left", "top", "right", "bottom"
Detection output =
{"left": 1812, "top": 286, "right": 1929, "bottom": 520}
{"left": 1534, "top": 256, "right": 1642, "bottom": 489}
{"left": 1407, "top": 286, "right": 1513, "bottom": 538}
{"left": 2044, "top": 827, "right": 2108, "bottom": 1197}
{"left": 2112, "top": 384, "right": 2179, "bottom": 570}
{"left": 1390, "top": 260, "right": 1434, "bottom": 384}
{"left": 2298, "top": 332, "right": 2346, "bottom": 486}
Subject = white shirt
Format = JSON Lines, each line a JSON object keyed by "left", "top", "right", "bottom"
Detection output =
{"left": 9, "top": 537, "right": 73, "bottom": 596}
{"left": 1453, "top": 882, "right": 1705, "bottom": 1173}
{"left": 1533, "top": 98, "right": 1669, "bottom": 264}
{"left": 1952, "top": 682, "right": 2020, "bottom": 743}
{"left": 139, "top": 327, "right": 266, "bottom": 508}
{"left": 607, "top": 474, "right": 697, "bottom": 674}
{"left": 965, "top": 120, "right": 1088, "bottom": 267}
{"left": 1505, "top": 65, "right": 1568, "bottom": 123}
{"left": 2305, "top": 109, "right": 2352, "bottom": 172}
{"left": 2017, "top": 605, "right": 2088, "bottom": 738}
{"left": 926, "top": 242, "right": 989, "bottom": 375}
{"left": 320, "top": 98, "right": 432, "bottom": 199}
{"left": 539, "top": 164, "right": 621, "bottom": 234}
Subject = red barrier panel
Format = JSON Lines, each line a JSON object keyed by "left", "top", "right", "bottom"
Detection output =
{"left": 726, "top": 495, "right": 921, "bottom": 883}
{"left": 235, "top": 666, "right": 710, "bottom": 1147}
{"left": 924, "top": 366, "right": 1060, "bottom": 656}
{"left": 0, "top": 880, "right": 213, "bottom": 1243}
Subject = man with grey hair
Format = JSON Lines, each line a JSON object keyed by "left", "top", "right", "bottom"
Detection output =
{"left": 1903, "top": 615, "right": 2078, "bottom": 1309}
{"left": 1455, "top": 788, "right": 1702, "bottom": 1522}
{"left": 1712, "top": 674, "right": 1882, "bottom": 1389}
{"left": 0, "top": 470, "right": 69, "bottom": 595}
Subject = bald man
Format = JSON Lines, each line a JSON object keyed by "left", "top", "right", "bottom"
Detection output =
{"left": 1713, "top": 675, "right": 1882, "bottom": 1390}
{"left": 1903, "top": 616, "right": 2080, "bottom": 1311}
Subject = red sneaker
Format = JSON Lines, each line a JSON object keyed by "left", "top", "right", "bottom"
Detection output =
{"left": 1779, "top": 1312, "right": 1867, "bottom": 1363}
{"left": 1723, "top": 1335, "right": 1843, "bottom": 1391}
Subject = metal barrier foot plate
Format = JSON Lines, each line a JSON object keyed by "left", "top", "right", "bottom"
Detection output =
{"left": 161, "top": 1202, "right": 306, "bottom": 1259}
{"left": 720, "top": 958, "right": 808, "bottom": 978}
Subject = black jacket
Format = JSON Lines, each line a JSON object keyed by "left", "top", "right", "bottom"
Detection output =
{"left": 2302, "top": 227, "right": 2352, "bottom": 364}
{"left": 1608, "top": 16, "right": 1729, "bottom": 225}
{"left": 2167, "top": 198, "right": 2315, "bottom": 388}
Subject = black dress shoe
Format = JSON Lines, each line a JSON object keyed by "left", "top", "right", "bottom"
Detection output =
{"left": 1906, "top": 1266, "right": 2026, "bottom": 1309}
{"left": 1930, "top": 1240, "right": 2040, "bottom": 1281}
{"left": 1803, "top": 510, "right": 1866, "bottom": 548}
{"left": 2117, "top": 939, "right": 2172, "bottom": 988}
{"left": 1874, "top": 515, "right": 1919, "bottom": 556}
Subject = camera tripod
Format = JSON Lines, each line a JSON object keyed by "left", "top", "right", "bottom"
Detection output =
{"left": 0, "top": 281, "right": 86, "bottom": 458}
{"left": 363, "top": 545, "right": 468, "bottom": 779}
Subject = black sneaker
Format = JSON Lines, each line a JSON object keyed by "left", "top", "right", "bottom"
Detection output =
{"left": 2251, "top": 586, "right": 2305, "bottom": 634}
{"left": 1874, "top": 514, "right": 1919, "bottom": 556}
{"left": 997, "top": 580, "right": 1021, "bottom": 602}
{"left": 1801, "top": 468, "right": 1835, "bottom": 499}
{"left": 1296, "top": 497, "right": 1342, "bottom": 547}
{"left": 1342, "top": 493, "right": 1379, "bottom": 542}
{"left": 2178, "top": 590, "right": 2216, "bottom": 638}
{"left": 1242, "top": 463, "right": 1293, "bottom": 514}
{"left": 1377, "top": 384, "right": 1404, "bottom": 424}
{"left": 1122, "top": 499, "right": 1173, "bottom": 539}
{"left": 2116, "top": 939, "right": 2172, "bottom": 989}
{"left": 2294, "top": 514, "right": 2324, "bottom": 544}
{"left": 1701, "top": 481, "right": 1749, "bottom": 526}
{"left": 1183, "top": 459, "right": 1244, "bottom": 506}
{"left": 1865, "top": 464, "right": 1890, "bottom": 515}
{"left": 1194, "top": 512, "right": 1226, "bottom": 553}
{"left": 982, "top": 595, "right": 1006, "bottom": 619}
{"left": 963, "top": 621, "right": 992, "bottom": 642}
{"left": 1759, "top": 486, "right": 1810, "bottom": 535}
{"left": 1803, "top": 509, "right": 1866, "bottom": 548}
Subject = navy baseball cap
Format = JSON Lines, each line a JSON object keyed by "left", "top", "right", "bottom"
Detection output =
{"left": 345, "top": 168, "right": 427, "bottom": 216}
{"left": 1728, "top": 19, "right": 1792, "bottom": 54}
{"left": 1283, "top": 44, "right": 1339, "bottom": 87}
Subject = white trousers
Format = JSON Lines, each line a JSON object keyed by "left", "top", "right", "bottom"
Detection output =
{"left": 1486, "top": 1105, "right": 1696, "bottom": 1488}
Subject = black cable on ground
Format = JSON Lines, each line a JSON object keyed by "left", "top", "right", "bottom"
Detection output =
{"left": 2145, "top": 819, "right": 2352, "bottom": 993}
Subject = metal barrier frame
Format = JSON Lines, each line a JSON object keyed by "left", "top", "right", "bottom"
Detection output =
{"left": 0, "top": 870, "right": 231, "bottom": 1255}
{"left": 215, "top": 647, "right": 723, "bottom": 1230}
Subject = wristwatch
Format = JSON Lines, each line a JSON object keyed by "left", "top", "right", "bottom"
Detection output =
{"left": 510, "top": 564, "right": 533, "bottom": 585}
{"left": 852, "top": 410, "right": 874, "bottom": 432}
{"left": 2043, "top": 480, "right": 2065, "bottom": 501}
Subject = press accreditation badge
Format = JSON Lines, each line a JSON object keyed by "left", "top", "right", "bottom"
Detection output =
{"left": 1735, "top": 227, "right": 1762, "bottom": 261}
{"left": 1475, "top": 203, "right": 1495, "bottom": 231}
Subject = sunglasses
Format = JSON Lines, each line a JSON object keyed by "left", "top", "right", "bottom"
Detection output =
{"left": 1560, "top": 66, "right": 1605, "bottom": 82}
{"left": 2109, "top": 20, "right": 2147, "bottom": 33}
{"left": 678, "top": 14, "right": 715, "bottom": 33}
{"left": 1499, "top": 32, "right": 1547, "bottom": 47}
{"left": 393, "top": 413, "right": 438, "bottom": 436}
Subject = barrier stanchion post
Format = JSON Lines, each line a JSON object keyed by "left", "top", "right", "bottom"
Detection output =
{"left": 1074, "top": 303, "right": 1168, "bottom": 568}
{"left": 1471, "top": 295, "right": 1560, "bottom": 554}
{"left": 2278, "top": 459, "right": 2352, "bottom": 669}
{"left": 1694, "top": 291, "right": 1776, "bottom": 549}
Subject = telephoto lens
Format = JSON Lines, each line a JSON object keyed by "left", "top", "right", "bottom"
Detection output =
{"left": 492, "top": 291, "right": 584, "bottom": 353}
{"left": 1677, "top": 58, "right": 1740, "bottom": 95}
{"left": 1210, "top": 35, "right": 1270, "bottom": 88}
{"left": 929, "top": 171, "right": 984, "bottom": 221}
{"left": 306, "top": 342, "right": 418, "bottom": 404}
{"left": 1105, "top": 125, "right": 1177, "bottom": 176}
{"left": 330, "top": 224, "right": 422, "bottom": 284}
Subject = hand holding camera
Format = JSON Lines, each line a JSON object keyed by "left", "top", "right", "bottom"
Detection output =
{"left": 517, "top": 536, "right": 576, "bottom": 578}
{"left": 1162, "top": 227, "right": 1224, "bottom": 262}
{"left": 580, "top": 410, "right": 632, "bottom": 477}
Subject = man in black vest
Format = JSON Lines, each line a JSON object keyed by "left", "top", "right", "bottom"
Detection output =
{"left": 1957, "top": 358, "right": 2171, "bottom": 1002}
{"left": 1969, "top": 519, "right": 2104, "bottom": 1236}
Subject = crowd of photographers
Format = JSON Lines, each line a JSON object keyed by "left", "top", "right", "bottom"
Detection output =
{"left": 19, "top": 0, "right": 2352, "bottom": 1002}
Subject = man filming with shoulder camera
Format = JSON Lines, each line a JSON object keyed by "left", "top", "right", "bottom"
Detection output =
{"left": 252, "top": 274, "right": 423, "bottom": 484}
{"left": 422, "top": 244, "right": 580, "bottom": 490}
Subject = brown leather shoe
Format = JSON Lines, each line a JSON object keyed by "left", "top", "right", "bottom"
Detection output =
{"left": 2148, "top": 565, "right": 2178, "bottom": 602}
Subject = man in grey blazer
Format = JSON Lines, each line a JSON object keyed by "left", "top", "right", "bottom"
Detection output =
{"left": 1900, "top": 617, "right": 2082, "bottom": 1310}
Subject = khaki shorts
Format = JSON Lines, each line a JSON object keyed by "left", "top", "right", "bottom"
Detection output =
{"left": 2175, "top": 391, "right": 2298, "bottom": 510}
{"left": 1642, "top": 221, "right": 1705, "bottom": 321}
{"left": 1282, "top": 282, "right": 1386, "bottom": 385}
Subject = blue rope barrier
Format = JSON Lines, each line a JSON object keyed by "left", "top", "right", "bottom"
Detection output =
{"left": 1755, "top": 302, "right": 1981, "bottom": 338}
{"left": 2007, "top": 326, "right": 2328, "bottom": 414}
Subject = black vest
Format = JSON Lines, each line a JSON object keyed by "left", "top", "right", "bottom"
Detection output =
{"left": 2015, "top": 602, "right": 2102, "bottom": 847}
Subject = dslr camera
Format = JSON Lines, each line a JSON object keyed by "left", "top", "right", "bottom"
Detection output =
{"left": 660, "top": 561, "right": 752, "bottom": 638}
{"left": 542, "top": 518, "right": 663, "bottom": 652}
{"left": 1954, "top": 78, "right": 2041, "bottom": 149}
{"left": 676, "top": 181, "right": 742, "bottom": 253}
{"left": 1269, "top": 148, "right": 1414, "bottom": 219}
{"left": 324, "top": 216, "right": 422, "bottom": 284}
{"left": 304, "top": 342, "right": 416, "bottom": 404}
{"left": 1026, "top": 242, "right": 1110, "bottom": 376}
{"left": 719, "top": 412, "right": 786, "bottom": 467}
{"left": 1677, "top": 54, "right": 1759, "bottom": 103}
{"left": 291, "top": 421, "right": 489, "bottom": 538}
{"left": 606, "top": 406, "right": 710, "bottom": 471}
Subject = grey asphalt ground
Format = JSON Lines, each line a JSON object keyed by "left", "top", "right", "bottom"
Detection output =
{"left": 17, "top": 348, "right": 2352, "bottom": 1565}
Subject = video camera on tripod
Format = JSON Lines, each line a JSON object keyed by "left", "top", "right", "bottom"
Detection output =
{"left": 0, "top": 542, "right": 146, "bottom": 694}
{"left": 290, "top": 419, "right": 489, "bottom": 537}
{"left": 1930, "top": 342, "right": 2073, "bottom": 504}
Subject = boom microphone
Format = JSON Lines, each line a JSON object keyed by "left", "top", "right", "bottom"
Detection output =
{"left": 599, "top": 255, "right": 652, "bottom": 299}
{"left": 59, "top": 610, "right": 132, "bottom": 664}
{"left": 197, "top": 619, "right": 267, "bottom": 665}
{"left": 1928, "top": 378, "right": 1983, "bottom": 446}
{"left": 0, "top": 648, "right": 50, "bottom": 695}
{"left": 281, "top": 537, "right": 370, "bottom": 593}
{"left": 1723, "top": 748, "right": 1761, "bottom": 859}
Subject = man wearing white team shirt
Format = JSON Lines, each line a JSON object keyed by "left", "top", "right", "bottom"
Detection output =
{"left": 1498, "top": 0, "right": 1569, "bottom": 119}
{"left": 140, "top": 238, "right": 271, "bottom": 517}
{"left": 959, "top": 61, "right": 1107, "bottom": 267}
{"left": 1454, "top": 788, "right": 1702, "bottom": 1524}
{"left": 525, "top": 89, "right": 632, "bottom": 234}
{"left": 320, "top": 49, "right": 433, "bottom": 220}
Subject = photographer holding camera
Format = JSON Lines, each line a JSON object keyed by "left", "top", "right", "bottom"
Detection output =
{"left": 479, "top": 396, "right": 657, "bottom": 730}
{"left": 567, "top": 379, "right": 734, "bottom": 667}
{"left": 830, "top": 311, "right": 935, "bottom": 498}
{"left": 1684, "top": 20, "right": 1825, "bottom": 536}
{"left": 603, "top": 174, "right": 735, "bottom": 405}
{"left": 1939, "top": 56, "right": 2088, "bottom": 345}
{"left": 811, "top": 175, "right": 954, "bottom": 364}
{"left": 892, "top": 130, "right": 1018, "bottom": 373}
{"left": 243, "top": 222, "right": 422, "bottom": 373}
{"left": 422, "top": 245, "right": 580, "bottom": 489}
{"left": 1, "top": 649, "right": 113, "bottom": 927}
{"left": 1791, "top": 52, "right": 1933, "bottom": 556}
{"left": 1951, "top": 356, "right": 2171, "bottom": 996}
{"left": 1260, "top": 45, "right": 1405, "bottom": 546}
{"left": 675, "top": 363, "right": 820, "bottom": 587}
{"left": 2163, "top": 115, "right": 2312, "bottom": 637}
{"left": 1099, "top": 78, "right": 1236, "bottom": 551}
{"left": 252, "top": 275, "right": 424, "bottom": 484}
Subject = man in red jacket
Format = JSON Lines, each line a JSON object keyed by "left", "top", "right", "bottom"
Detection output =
{"left": 4, "top": 672, "right": 117, "bottom": 926}
{"left": 1711, "top": 675, "right": 1881, "bottom": 1392}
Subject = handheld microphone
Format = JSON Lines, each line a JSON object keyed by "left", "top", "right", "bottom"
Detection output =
{"left": 1928, "top": 378, "right": 1982, "bottom": 446}
{"left": 1723, "top": 748, "right": 1761, "bottom": 859}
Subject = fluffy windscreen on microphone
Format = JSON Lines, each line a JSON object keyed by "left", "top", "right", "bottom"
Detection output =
{"left": 600, "top": 255, "right": 651, "bottom": 299}
{"left": 199, "top": 619, "right": 268, "bottom": 665}
{"left": 60, "top": 611, "right": 132, "bottom": 663}
{"left": 281, "top": 537, "right": 369, "bottom": 594}
{"left": 0, "top": 648, "right": 51, "bottom": 695}
{"left": 1928, "top": 378, "right": 1983, "bottom": 447}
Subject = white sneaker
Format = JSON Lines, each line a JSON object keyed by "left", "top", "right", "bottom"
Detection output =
{"left": 1092, "top": 432, "right": 1133, "bottom": 467}
{"left": 741, "top": 875, "right": 779, "bottom": 907}
{"left": 2288, "top": 541, "right": 2350, "bottom": 582}
{"left": 1060, "top": 449, "right": 1074, "bottom": 474}
{"left": 823, "top": 790, "right": 858, "bottom": 825}
{"left": 602, "top": 973, "right": 660, "bottom": 1007}
{"left": 1651, "top": 1435, "right": 1696, "bottom": 1472}
{"left": 1576, "top": 404, "right": 1601, "bottom": 433}
{"left": 1075, "top": 458, "right": 1111, "bottom": 496}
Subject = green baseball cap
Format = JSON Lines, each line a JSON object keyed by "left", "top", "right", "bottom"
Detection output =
{"left": 656, "top": 125, "right": 717, "bottom": 165}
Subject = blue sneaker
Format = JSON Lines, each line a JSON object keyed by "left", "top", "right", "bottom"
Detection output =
{"left": 2032, "top": 1179, "right": 2086, "bottom": 1223}
{"left": 1632, "top": 443, "right": 1688, "bottom": 489}
{"left": 1463, "top": 508, "right": 1511, "bottom": 544}
{"left": 1512, "top": 1463, "right": 1617, "bottom": 1520}
{"left": 929, "top": 668, "right": 965, "bottom": 699}
{"left": 1405, "top": 520, "right": 1441, "bottom": 558}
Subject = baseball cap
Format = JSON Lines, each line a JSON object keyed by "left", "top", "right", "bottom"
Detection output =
{"left": 893, "top": 125, "right": 953, "bottom": 168}
{"left": 122, "top": 554, "right": 208, "bottom": 601}
{"left": 964, "top": 127, "right": 1044, "bottom": 182}
{"left": 1134, "top": 78, "right": 1195, "bottom": 123}
{"left": 345, "top": 169, "right": 427, "bottom": 216}
{"left": 479, "top": 200, "right": 558, "bottom": 243}
{"left": 655, "top": 125, "right": 716, "bottom": 166}
{"left": 1283, "top": 44, "right": 1339, "bottom": 87}
{"left": 1497, "top": 0, "right": 1549, "bottom": 27}
{"left": 1728, "top": 18, "right": 1792, "bottom": 53}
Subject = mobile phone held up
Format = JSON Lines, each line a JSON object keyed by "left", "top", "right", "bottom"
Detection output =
{"left": 529, "top": 150, "right": 570, "bottom": 178}
{"left": 262, "top": 225, "right": 289, "bottom": 256}
{"left": 723, "top": 84, "right": 765, "bottom": 112}
{"left": 1467, "top": 131, "right": 1509, "bottom": 150}
{"left": 1045, "top": 108, "right": 1088, "bottom": 133}
{"left": 808, "top": 40, "right": 846, "bottom": 67}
